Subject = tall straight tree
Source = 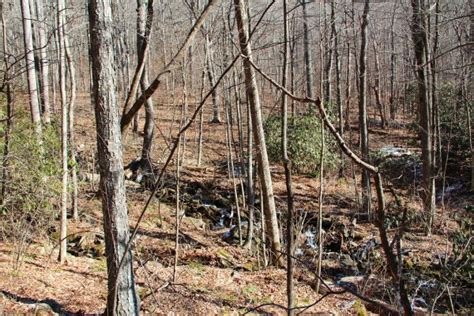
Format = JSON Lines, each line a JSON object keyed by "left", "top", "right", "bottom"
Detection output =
{"left": 234, "top": 0, "right": 283, "bottom": 266}
{"left": 301, "top": 0, "right": 314, "bottom": 102}
{"left": 282, "top": 1, "right": 295, "bottom": 312}
{"left": 57, "top": 0, "right": 68, "bottom": 264}
{"left": 35, "top": 0, "right": 51, "bottom": 124}
{"left": 410, "top": 0, "right": 435, "bottom": 235}
{"left": 89, "top": 0, "right": 139, "bottom": 314}
{"left": 358, "top": 0, "right": 371, "bottom": 216}
{"left": 20, "top": 0, "right": 42, "bottom": 140}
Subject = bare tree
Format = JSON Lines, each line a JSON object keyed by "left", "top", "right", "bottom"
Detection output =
{"left": 282, "top": 0, "right": 294, "bottom": 312}
{"left": 234, "top": 0, "right": 282, "bottom": 266}
{"left": 358, "top": 0, "right": 371, "bottom": 216}
{"left": 301, "top": 0, "right": 314, "bottom": 102}
{"left": 89, "top": 0, "right": 139, "bottom": 313}
{"left": 137, "top": 0, "right": 155, "bottom": 173}
{"left": 57, "top": 0, "right": 68, "bottom": 264}
{"left": 20, "top": 0, "right": 42, "bottom": 140}
{"left": 35, "top": 0, "right": 51, "bottom": 124}
{"left": 410, "top": 0, "right": 436, "bottom": 235}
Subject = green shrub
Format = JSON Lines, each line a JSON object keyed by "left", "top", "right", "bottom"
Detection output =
{"left": 0, "top": 108, "right": 62, "bottom": 245}
{"left": 264, "top": 114, "right": 340, "bottom": 175}
{"left": 438, "top": 82, "right": 472, "bottom": 161}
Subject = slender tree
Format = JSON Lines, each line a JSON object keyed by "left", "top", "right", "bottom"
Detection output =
{"left": 282, "top": 0, "right": 294, "bottom": 313}
{"left": 410, "top": 0, "right": 436, "bottom": 235}
{"left": 35, "top": 0, "right": 51, "bottom": 124}
{"left": 57, "top": 0, "right": 68, "bottom": 264}
{"left": 20, "top": 0, "right": 42, "bottom": 140}
{"left": 137, "top": 0, "right": 155, "bottom": 173}
{"left": 234, "top": 0, "right": 283, "bottom": 266}
{"left": 358, "top": 0, "right": 371, "bottom": 216}
{"left": 301, "top": 0, "right": 314, "bottom": 103}
{"left": 89, "top": 0, "right": 139, "bottom": 313}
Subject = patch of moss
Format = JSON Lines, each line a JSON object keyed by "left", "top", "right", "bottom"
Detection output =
{"left": 353, "top": 300, "right": 368, "bottom": 316}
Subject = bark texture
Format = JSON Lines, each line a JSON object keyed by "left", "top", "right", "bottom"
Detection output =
{"left": 234, "top": 0, "right": 283, "bottom": 266}
{"left": 20, "top": 0, "right": 42, "bottom": 139}
{"left": 89, "top": 0, "right": 139, "bottom": 314}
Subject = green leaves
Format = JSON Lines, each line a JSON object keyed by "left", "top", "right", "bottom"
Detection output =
{"left": 264, "top": 114, "right": 339, "bottom": 176}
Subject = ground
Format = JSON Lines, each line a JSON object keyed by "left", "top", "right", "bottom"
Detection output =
{"left": 0, "top": 92, "right": 472, "bottom": 314}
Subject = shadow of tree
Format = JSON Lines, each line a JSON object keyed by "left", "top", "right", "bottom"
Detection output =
{"left": 1, "top": 290, "right": 99, "bottom": 315}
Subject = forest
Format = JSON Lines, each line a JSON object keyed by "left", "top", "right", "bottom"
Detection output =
{"left": 0, "top": 0, "right": 472, "bottom": 314}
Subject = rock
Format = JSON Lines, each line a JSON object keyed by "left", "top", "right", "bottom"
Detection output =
{"left": 340, "top": 254, "right": 357, "bottom": 269}
{"left": 374, "top": 147, "right": 421, "bottom": 187}
{"left": 79, "top": 172, "right": 100, "bottom": 183}
{"left": 187, "top": 217, "right": 206, "bottom": 230}
{"left": 33, "top": 303, "right": 58, "bottom": 316}
{"left": 68, "top": 232, "right": 105, "bottom": 258}
{"left": 125, "top": 180, "right": 141, "bottom": 189}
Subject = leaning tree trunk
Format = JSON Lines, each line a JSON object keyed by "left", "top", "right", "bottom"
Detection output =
{"left": 137, "top": 0, "right": 155, "bottom": 173}
{"left": 234, "top": 0, "right": 283, "bottom": 267}
{"left": 88, "top": 0, "right": 139, "bottom": 314}
{"left": 410, "top": 0, "right": 435, "bottom": 235}
{"left": 20, "top": 0, "right": 42, "bottom": 141}
{"left": 358, "top": 0, "right": 371, "bottom": 217}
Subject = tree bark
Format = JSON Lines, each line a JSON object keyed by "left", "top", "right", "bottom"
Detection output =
{"left": 234, "top": 0, "right": 283, "bottom": 267}
{"left": 137, "top": 0, "right": 155, "bottom": 172}
{"left": 282, "top": 1, "right": 294, "bottom": 313}
{"left": 301, "top": 0, "right": 314, "bottom": 102}
{"left": 57, "top": 0, "right": 68, "bottom": 264}
{"left": 410, "top": 0, "right": 436, "bottom": 235}
{"left": 89, "top": 0, "right": 139, "bottom": 314}
{"left": 358, "top": 0, "right": 371, "bottom": 217}
{"left": 35, "top": 0, "right": 51, "bottom": 124}
{"left": 20, "top": 0, "right": 42, "bottom": 141}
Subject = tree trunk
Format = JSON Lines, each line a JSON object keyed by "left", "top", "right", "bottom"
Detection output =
{"left": 372, "top": 40, "right": 386, "bottom": 129}
{"left": 410, "top": 0, "right": 435, "bottom": 235}
{"left": 282, "top": 1, "right": 294, "bottom": 313}
{"left": 0, "top": 2, "right": 14, "bottom": 204}
{"left": 57, "top": 0, "right": 68, "bottom": 264}
{"left": 88, "top": 0, "right": 139, "bottom": 314}
{"left": 358, "top": 0, "right": 371, "bottom": 217}
{"left": 64, "top": 13, "right": 78, "bottom": 221}
{"left": 234, "top": 0, "right": 283, "bottom": 267}
{"left": 301, "top": 0, "right": 313, "bottom": 104}
{"left": 137, "top": 0, "right": 155, "bottom": 173}
{"left": 20, "top": 0, "right": 42, "bottom": 141}
{"left": 205, "top": 33, "right": 221, "bottom": 124}
{"left": 35, "top": 0, "right": 51, "bottom": 124}
{"left": 389, "top": 2, "right": 398, "bottom": 120}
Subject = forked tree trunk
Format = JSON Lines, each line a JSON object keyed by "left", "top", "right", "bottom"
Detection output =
{"left": 89, "top": 0, "right": 139, "bottom": 314}
{"left": 20, "top": 0, "right": 42, "bottom": 141}
{"left": 234, "top": 0, "right": 283, "bottom": 267}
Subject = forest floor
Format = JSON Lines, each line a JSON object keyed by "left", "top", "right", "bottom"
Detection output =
{"left": 0, "top": 93, "right": 472, "bottom": 315}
